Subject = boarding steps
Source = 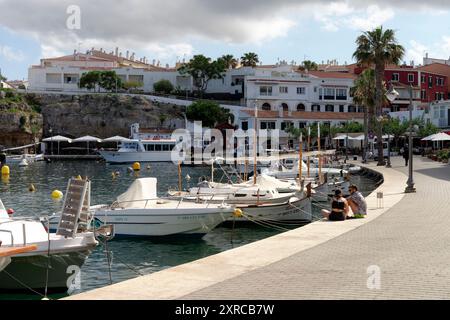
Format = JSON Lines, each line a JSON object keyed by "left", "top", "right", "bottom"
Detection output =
{"left": 56, "top": 178, "right": 91, "bottom": 238}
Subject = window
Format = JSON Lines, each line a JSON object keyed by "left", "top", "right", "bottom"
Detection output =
{"left": 339, "top": 105, "right": 345, "bottom": 113}
{"left": 262, "top": 103, "right": 271, "bottom": 111}
{"left": 281, "top": 122, "right": 293, "bottom": 131}
{"left": 297, "top": 104, "right": 306, "bottom": 111}
{"left": 408, "top": 74, "right": 414, "bottom": 83}
{"left": 279, "top": 86, "right": 288, "bottom": 94}
{"left": 147, "top": 144, "right": 155, "bottom": 151}
{"left": 392, "top": 73, "right": 399, "bottom": 82}
{"left": 324, "top": 88, "right": 335, "bottom": 100}
{"left": 421, "top": 90, "right": 426, "bottom": 100}
{"left": 318, "top": 88, "right": 323, "bottom": 100}
{"left": 348, "top": 105, "right": 357, "bottom": 112}
{"left": 325, "top": 105, "right": 334, "bottom": 112}
{"left": 155, "top": 144, "right": 162, "bottom": 151}
{"left": 421, "top": 75, "right": 426, "bottom": 84}
{"left": 299, "top": 122, "right": 307, "bottom": 129}
{"left": 297, "top": 87, "right": 306, "bottom": 95}
{"left": 311, "top": 104, "right": 321, "bottom": 112}
{"left": 281, "top": 103, "right": 289, "bottom": 111}
{"left": 336, "top": 88, "right": 347, "bottom": 100}
{"left": 260, "top": 86, "right": 273, "bottom": 96}
{"left": 429, "top": 76, "right": 433, "bottom": 88}
{"left": 241, "top": 121, "right": 248, "bottom": 131}
{"left": 260, "top": 122, "right": 276, "bottom": 130}
{"left": 163, "top": 144, "right": 170, "bottom": 151}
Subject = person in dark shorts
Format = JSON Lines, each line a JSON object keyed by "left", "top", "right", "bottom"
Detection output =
{"left": 322, "top": 190, "right": 349, "bottom": 221}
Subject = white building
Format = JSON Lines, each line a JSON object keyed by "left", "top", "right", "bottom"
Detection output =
{"left": 429, "top": 101, "right": 450, "bottom": 129}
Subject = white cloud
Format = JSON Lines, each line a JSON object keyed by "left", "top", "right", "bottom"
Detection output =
{"left": 0, "top": 0, "right": 449, "bottom": 61}
{"left": 347, "top": 5, "right": 395, "bottom": 31}
{"left": 406, "top": 40, "right": 428, "bottom": 65}
{"left": 0, "top": 45, "right": 25, "bottom": 62}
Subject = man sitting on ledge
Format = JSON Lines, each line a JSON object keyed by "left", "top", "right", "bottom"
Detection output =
{"left": 322, "top": 190, "right": 350, "bottom": 221}
{"left": 347, "top": 185, "right": 367, "bottom": 219}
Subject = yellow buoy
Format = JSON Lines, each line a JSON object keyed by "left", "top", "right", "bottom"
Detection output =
{"left": 1, "top": 165, "right": 10, "bottom": 176}
{"left": 51, "top": 190, "right": 64, "bottom": 200}
{"left": 233, "top": 208, "right": 243, "bottom": 218}
{"left": 29, "top": 184, "right": 36, "bottom": 192}
{"left": 75, "top": 175, "right": 83, "bottom": 181}
{"left": 133, "top": 162, "right": 141, "bottom": 171}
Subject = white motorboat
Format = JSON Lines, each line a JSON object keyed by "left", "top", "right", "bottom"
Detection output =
{"left": 262, "top": 160, "right": 348, "bottom": 180}
{"left": 0, "top": 197, "right": 98, "bottom": 293}
{"left": 91, "top": 178, "right": 233, "bottom": 238}
{"left": 6, "top": 154, "right": 44, "bottom": 165}
{"left": 171, "top": 175, "right": 313, "bottom": 223}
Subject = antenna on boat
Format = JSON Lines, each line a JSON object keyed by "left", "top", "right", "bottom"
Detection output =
{"left": 307, "top": 126, "right": 311, "bottom": 178}
{"left": 318, "top": 123, "right": 323, "bottom": 184}
{"left": 298, "top": 133, "right": 303, "bottom": 187}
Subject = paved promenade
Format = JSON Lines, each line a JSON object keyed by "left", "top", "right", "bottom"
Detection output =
{"left": 68, "top": 156, "right": 449, "bottom": 300}
{"left": 184, "top": 156, "right": 450, "bottom": 300}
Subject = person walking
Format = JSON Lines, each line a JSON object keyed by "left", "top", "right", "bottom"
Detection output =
{"left": 403, "top": 144, "right": 410, "bottom": 167}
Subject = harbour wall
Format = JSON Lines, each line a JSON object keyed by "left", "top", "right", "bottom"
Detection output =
{"left": 66, "top": 163, "right": 404, "bottom": 300}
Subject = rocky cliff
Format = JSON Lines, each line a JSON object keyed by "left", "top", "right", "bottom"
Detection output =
{"left": 0, "top": 93, "right": 186, "bottom": 148}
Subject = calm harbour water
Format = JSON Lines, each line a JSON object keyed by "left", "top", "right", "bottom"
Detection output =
{"left": 0, "top": 161, "right": 381, "bottom": 300}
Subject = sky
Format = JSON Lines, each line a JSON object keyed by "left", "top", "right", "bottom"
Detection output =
{"left": 1, "top": 0, "right": 450, "bottom": 80}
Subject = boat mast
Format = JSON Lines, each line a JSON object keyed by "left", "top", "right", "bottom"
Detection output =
{"left": 318, "top": 123, "right": 322, "bottom": 184}
{"left": 253, "top": 103, "right": 258, "bottom": 185}
{"left": 298, "top": 133, "right": 303, "bottom": 186}
{"left": 178, "top": 161, "right": 182, "bottom": 192}
{"left": 307, "top": 126, "right": 311, "bottom": 178}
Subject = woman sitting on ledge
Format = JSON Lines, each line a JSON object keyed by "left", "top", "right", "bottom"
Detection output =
{"left": 322, "top": 190, "right": 349, "bottom": 221}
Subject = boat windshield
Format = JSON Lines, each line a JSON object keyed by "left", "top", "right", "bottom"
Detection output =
{"left": 0, "top": 199, "right": 7, "bottom": 218}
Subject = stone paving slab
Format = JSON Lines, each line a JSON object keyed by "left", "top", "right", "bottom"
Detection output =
{"left": 67, "top": 157, "right": 410, "bottom": 300}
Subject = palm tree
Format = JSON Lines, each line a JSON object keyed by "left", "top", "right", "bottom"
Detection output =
{"left": 299, "top": 60, "right": 318, "bottom": 71}
{"left": 240, "top": 52, "right": 260, "bottom": 67}
{"left": 353, "top": 26, "right": 405, "bottom": 165}
{"left": 352, "top": 69, "right": 376, "bottom": 162}
{"left": 220, "top": 54, "right": 239, "bottom": 69}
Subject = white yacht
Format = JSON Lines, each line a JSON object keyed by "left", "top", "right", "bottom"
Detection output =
{"left": 99, "top": 139, "right": 178, "bottom": 163}
{"left": 0, "top": 198, "right": 98, "bottom": 292}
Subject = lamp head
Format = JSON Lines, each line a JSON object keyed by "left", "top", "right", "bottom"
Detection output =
{"left": 386, "top": 88, "right": 400, "bottom": 103}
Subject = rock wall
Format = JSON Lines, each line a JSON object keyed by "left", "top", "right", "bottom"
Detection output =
{"left": 0, "top": 93, "right": 186, "bottom": 148}
{"left": 0, "top": 96, "right": 43, "bottom": 148}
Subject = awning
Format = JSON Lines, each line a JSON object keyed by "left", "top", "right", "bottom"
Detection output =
{"left": 42, "top": 135, "right": 72, "bottom": 143}
{"left": 102, "top": 136, "right": 133, "bottom": 143}
{"left": 72, "top": 136, "right": 103, "bottom": 143}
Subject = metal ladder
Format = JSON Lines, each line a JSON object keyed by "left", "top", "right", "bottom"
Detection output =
{"left": 56, "top": 178, "right": 91, "bottom": 238}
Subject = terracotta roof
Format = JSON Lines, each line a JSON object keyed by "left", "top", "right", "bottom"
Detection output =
{"left": 44, "top": 54, "right": 112, "bottom": 62}
{"left": 307, "top": 71, "right": 357, "bottom": 79}
{"left": 242, "top": 110, "right": 364, "bottom": 120}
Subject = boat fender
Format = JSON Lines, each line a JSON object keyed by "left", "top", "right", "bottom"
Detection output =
{"left": 233, "top": 208, "right": 243, "bottom": 218}
{"left": 7, "top": 208, "right": 14, "bottom": 216}
{"left": 1, "top": 165, "right": 10, "bottom": 176}
{"left": 28, "top": 184, "right": 36, "bottom": 192}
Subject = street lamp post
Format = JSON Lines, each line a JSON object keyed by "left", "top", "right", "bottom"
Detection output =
{"left": 386, "top": 132, "right": 392, "bottom": 168}
{"left": 405, "top": 84, "right": 416, "bottom": 193}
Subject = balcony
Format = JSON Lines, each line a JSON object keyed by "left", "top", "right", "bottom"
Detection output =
{"left": 438, "top": 118, "right": 450, "bottom": 128}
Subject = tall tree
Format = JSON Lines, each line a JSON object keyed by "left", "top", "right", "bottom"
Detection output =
{"left": 178, "top": 55, "right": 227, "bottom": 97}
{"left": 219, "top": 54, "right": 239, "bottom": 69}
{"left": 353, "top": 26, "right": 405, "bottom": 165}
{"left": 186, "top": 100, "right": 233, "bottom": 128}
{"left": 240, "top": 52, "right": 260, "bottom": 67}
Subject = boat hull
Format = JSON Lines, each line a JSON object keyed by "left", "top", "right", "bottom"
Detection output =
{"left": 93, "top": 209, "right": 230, "bottom": 238}
{"left": 0, "top": 249, "right": 93, "bottom": 293}
{"left": 99, "top": 151, "right": 176, "bottom": 163}
{"left": 229, "top": 197, "right": 312, "bottom": 223}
